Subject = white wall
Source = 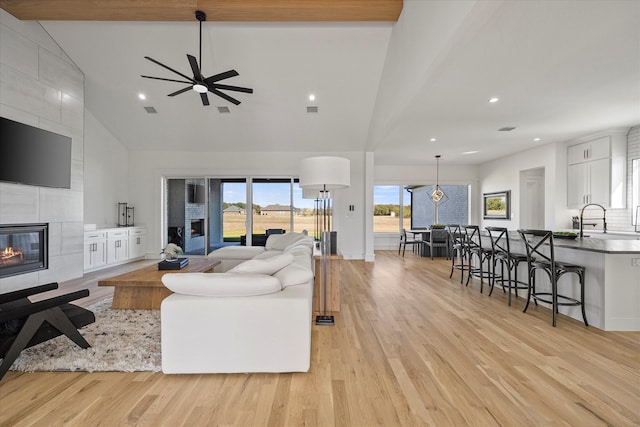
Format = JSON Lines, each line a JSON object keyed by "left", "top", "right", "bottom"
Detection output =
{"left": 478, "top": 141, "right": 564, "bottom": 231}
{"left": 83, "top": 109, "right": 129, "bottom": 227}
{"left": 126, "top": 150, "right": 366, "bottom": 260}
{"left": 0, "top": 10, "right": 85, "bottom": 293}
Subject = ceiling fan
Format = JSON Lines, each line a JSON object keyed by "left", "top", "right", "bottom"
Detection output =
{"left": 141, "top": 10, "right": 253, "bottom": 106}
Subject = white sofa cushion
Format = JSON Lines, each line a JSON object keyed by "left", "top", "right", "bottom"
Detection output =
{"left": 274, "top": 262, "right": 314, "bottom": 289}
{"left": 207, "top": 246, "right": 265, "bottom": 260}
{"left": 227, "top": 253, "right": 294, "bottom": 275}
{"left": 265, "top": 232, "right": 310, "bottom": 251}
{"left": 162, "top": 273, "right": 281, "bottom": 297}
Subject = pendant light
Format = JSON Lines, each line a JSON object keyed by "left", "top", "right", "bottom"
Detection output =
{"left": 431, "top": 155, "right": 447, "bottom": 203}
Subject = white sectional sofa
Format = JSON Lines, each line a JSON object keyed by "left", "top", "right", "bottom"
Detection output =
{"left": 160, "top": 232, "right": 315, "bottom": 374}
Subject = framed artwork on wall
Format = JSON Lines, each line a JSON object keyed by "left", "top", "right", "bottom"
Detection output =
{"left": 483, "top": 191, "right": 511, "bottom": 220}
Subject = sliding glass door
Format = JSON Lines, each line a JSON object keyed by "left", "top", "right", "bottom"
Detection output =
{"left": 165, "top": 176, "right": 314, "bottom": 253}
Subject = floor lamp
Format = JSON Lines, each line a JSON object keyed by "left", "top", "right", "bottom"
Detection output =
{"left": 299, "top": 156, "right": 350, "bottom": 326}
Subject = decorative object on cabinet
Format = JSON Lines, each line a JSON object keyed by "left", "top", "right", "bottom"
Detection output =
{"left": 483, "top": 191, "right": 510, "bottom": 219}
{"left": 118, "top": 202, "right": 128, "bottom": 227}
{"left": 299, "top": 156, "right": 350, "bottom": 326}
{"left": 126, "top": 207, "right": 135, "bottom": 226}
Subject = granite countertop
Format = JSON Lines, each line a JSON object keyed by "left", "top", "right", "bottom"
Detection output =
{"left": 552, "top": 237, "right": 640, "bottom": 254}
{"left": 494, "top": 231, "right": 640, "bottom": 254}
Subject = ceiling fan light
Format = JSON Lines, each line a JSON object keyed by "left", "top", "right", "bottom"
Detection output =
{"left": 193, "top": 84, "right": 208, "bottom": 93}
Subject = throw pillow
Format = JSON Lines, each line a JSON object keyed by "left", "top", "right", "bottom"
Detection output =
{"left": 227, "top": 253, "right": 294, "bottom": 275}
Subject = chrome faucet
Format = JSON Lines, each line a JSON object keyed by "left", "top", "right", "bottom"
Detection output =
{"left": 579, "top": 203, "right": 607, "bottom": 239}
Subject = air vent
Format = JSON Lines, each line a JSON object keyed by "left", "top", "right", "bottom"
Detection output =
{"left": 217, "top": 106, "right": 230, "bottom": 114}
{"left": 144, "top": 106, "right": 157, "bottom": 114}
{"left": 498, "top": 126, "right": 516, "bottom": 132}
{"left": 307, "top": 106, "right": 319, "bottom": 113}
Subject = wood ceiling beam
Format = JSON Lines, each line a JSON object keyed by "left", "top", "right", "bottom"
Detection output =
{"left": 0, "top": 0, "right": 403, "bottom": 22}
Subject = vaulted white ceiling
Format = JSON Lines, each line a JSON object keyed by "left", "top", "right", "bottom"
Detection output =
{"left": 35, "top": 0, "right": 640, "bottom": 165}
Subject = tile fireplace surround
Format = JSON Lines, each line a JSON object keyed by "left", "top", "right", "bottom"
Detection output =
{"left": 0, "top": 224, "right": 48, "bottom": 279}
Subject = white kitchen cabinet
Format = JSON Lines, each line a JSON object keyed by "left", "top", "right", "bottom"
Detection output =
{"left": 107, "top": 229, "right": 129, "bottom": 265}
{"left": 567, "top": 132, "right": 626, "bottom": 208}
{"left": 128, "top": 227, "right": 147, "bottom": 260}
{"left": 567, "top": 136, "right": 610, "bottom": 165}
{"left": 83, "top": 231, "right": 107, "bottom": 271}
{"left": 567, "top": 158, "right": 610, "bottom": 207}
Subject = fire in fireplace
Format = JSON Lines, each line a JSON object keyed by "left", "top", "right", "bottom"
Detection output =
{"left": 191, "top": 219, "right": 204, "bottom": 237}
{"left": 0, "top": 224, "right": 48, "bottom": 279}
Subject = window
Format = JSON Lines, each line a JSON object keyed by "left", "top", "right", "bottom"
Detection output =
{"left": 373, "top": 185, "right": 401, "bottom": 232}
{"left": 373, "top": 184, "right": 469, "bottom": 233}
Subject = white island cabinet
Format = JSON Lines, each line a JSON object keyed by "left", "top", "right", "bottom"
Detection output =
{"left": 84, "top": 226, "right": 147, "bottom": 272}
{"left": 508, "top": 235, "right": 640, "bottom": 331}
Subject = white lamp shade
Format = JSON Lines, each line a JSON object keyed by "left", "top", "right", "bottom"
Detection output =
{"left": 302, "top": 188, "right": 320, "bottom": 199}
{"left": 299, "top": 156, "right": 350, "bottom": 190}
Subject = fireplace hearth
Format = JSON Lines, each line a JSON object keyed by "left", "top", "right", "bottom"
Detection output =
{"left": 0, "top": 224, "right": 48, "bottom": 279}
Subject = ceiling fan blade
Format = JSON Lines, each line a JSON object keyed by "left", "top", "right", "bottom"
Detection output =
{"left": 168, "top": 86, "right": 193, "bottom": 97}
{"left": 141, "top": 75, "right": 193, "bottom": 84}
{"left": 144, "top": 56, "right": 196, "bottom": 84}
{"left": 200, "top": 93, "right": 210, "bottom": 106}
{"left": 187, "top": 54, "right": 203, "bottom": 81}
{"left": 204, "top": 70, "right": 239, "bottom": 84}
{"left": 210, "top": 88, "right": 241, "bottom": 105}
{"left": 212, "top": 83, "right": 253, "bottom": 94}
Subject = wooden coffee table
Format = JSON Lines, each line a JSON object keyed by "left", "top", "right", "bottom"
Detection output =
{"left": 98, "top": 258, "right": 221, "bottom": 309}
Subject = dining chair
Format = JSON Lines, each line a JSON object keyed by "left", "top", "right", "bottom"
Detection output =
{"left": 398, "top": 228, "right": 423, "bottom": 257}
{"left": 424, "top": 228, "right": 450, "bottom": 260}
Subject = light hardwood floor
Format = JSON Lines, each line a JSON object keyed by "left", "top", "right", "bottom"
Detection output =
{"left": 1, "top": 252, "right": 638, "bottom": 426}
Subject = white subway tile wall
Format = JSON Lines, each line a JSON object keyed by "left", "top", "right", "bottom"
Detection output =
{"left": 607, "top": 125, "right": 640, "bottom": 232}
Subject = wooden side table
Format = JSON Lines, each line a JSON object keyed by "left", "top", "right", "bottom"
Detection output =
{"left": 313, "top": 253, "right": 343, "bottom": 314}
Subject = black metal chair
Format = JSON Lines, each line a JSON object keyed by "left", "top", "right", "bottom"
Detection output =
{"left": 424, "top": 228, "right": 450, "bottom": 260}
{"left": 517, "top": 229, "right": 588, "bottom": 327}
{"left": 398, "top": 228, "right": 423, "bottom": 257}
{"left": 446, "top": 224, "right": 470, "bottom": 283}
{"left": 464, "top": 225, "right": 498, "bottom": 292}
{"left": 0, "top": 283, "right": 95, "bottom": 380}
{"left": 485, "top": 227, "right": 529, "bottom": 306}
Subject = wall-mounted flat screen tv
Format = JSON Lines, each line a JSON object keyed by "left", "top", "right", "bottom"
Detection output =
{"left": 0, "top": 116, "right": 72, "bottom": 189}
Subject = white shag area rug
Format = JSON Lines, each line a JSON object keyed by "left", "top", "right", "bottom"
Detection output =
{"left": 9, "top": 298, "right": 161, "bottom": 373}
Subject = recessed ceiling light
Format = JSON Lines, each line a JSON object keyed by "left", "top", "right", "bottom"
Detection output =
{"left": 309, "top": 94, "right": 316, "bottom": 101}
{"left": 533, "top": 138, "right": 541, "bottom": 142}
{"left": 488, "top": 97, "right": 499, "bottom": 103}
{"left": 138, "top": 93, "right": 146, "bottom": 100}
{"left": 462, "top": 151, "right": 479, "bottom": 155}
{"left": 430, "top": 138, "right": 437, "bottom": 142}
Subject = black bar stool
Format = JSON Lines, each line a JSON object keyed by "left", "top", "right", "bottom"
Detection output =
{"left": 517, "top": 229, "right": 588, "bottom": 327}
{"left": 446, "top": 224, "right": 470, "bottom": 283}
{"left": 486, "top": 227, "right": 529, "bottom": 306}
{"left": 464, "top": 225, "right": 498, "bottom": 293}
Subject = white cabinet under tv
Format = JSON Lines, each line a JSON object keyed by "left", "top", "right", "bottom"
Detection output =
{"left": 84, "top": 226, "right": 146, "bottom": 272}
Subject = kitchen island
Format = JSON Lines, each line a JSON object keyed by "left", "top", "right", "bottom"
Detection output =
{"left": 500, "top": 233, "right": 640, "bottom": 331}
